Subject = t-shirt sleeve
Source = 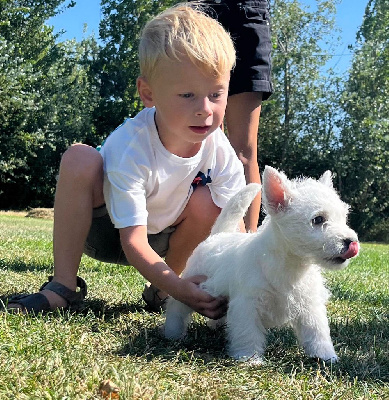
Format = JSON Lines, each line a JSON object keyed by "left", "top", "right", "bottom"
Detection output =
{"left": 100, "top": 113, "right": 152, "bottom": 230}
{"left": 104, "top": 170, "right": 148, "bottom": 229}
{"left": 208, "top": 140, "right": 246, "bottom": 208}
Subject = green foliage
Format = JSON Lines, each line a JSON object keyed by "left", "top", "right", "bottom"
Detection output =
{"left": 93, "top": 0, "right": 177, "bottom": 138}
{"left": 259, "top": 0, "right": 388, "bottom": 240}
{"left": 259, "top": 0, "right": 341, "bottom": 179}
{"left": 338, "top": 0, "right": 389, "bottom": 239}
{"left": 0, "top": 1, "right": 99, "bottom": 208}
{"left": 0, "top": 0, "right": 387, "bottom": 241}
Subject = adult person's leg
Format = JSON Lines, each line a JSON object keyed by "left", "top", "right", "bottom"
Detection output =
{"left": 225, "top": 91, "right": 263, "bottom": 232}
{"left": 196, "top": 0, "right": 273, "bottom": 231}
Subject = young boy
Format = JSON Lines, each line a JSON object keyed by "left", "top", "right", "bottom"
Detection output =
{"left": 8, "top": 4, "right": 245, "bottom": 318}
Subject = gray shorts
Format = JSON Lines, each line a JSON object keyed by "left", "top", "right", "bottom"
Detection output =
{"left": 83, "top": 205, "right": 175, "bottom": 265}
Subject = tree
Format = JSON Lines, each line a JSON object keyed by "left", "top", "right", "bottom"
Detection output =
{"left": 0, "top": 0, "right": 66, "bottom": 207}
{"left": 24, "top": 37, "right": 100, "bottom": 207}
{"left": 259, "top": 0, "right": 341, "bottom": 179}
{"left": 338, "top": 0, "right": 389, "bottom": 240}
{"left": 0, "top": 1, "right": 99, "bottom": 208}
{"left": 93, "top": 0, "right": 176, "bottom": 138}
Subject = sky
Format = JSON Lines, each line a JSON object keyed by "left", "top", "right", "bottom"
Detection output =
{"left": 48, "top": 0, "right": 368, "bottom": 74}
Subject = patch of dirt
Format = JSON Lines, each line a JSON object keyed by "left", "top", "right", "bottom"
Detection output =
{"left": 25, "top": 208, "right": 54, "bottom": 220}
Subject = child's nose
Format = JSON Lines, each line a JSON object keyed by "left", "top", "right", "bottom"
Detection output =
{"left": 196, "top": 97, "right": 212, "bottom": 116}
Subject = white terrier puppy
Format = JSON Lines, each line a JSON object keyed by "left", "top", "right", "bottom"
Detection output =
{"left": 164, "top": 166, "right": 359, "bottom": 364}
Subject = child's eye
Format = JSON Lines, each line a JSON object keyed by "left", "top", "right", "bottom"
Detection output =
{"left": 210, "top": 92, "right": 222, "bottom": 99}
{"left": 179, "top": 93, "right": 193, "bottom": 98}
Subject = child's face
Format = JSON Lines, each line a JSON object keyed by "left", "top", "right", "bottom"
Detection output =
{"left": 138, "top": 57, "right": 230, "bottom": 158}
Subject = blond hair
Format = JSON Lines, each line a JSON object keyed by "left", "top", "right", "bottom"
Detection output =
{"left": 139, "top": 3, "right": 236, "bottom": 81}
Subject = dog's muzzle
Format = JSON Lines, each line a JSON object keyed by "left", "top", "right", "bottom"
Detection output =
{"left": 331, "top": 239, "right": 359, "bottom": 264}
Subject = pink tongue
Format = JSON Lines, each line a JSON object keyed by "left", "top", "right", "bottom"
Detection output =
{"left": 341, "top": 241, "right": 359, "bottom": 259}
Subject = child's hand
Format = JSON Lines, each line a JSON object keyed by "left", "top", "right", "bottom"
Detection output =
{"left": 178, "top": 275, "right": 228, "bottom": 319}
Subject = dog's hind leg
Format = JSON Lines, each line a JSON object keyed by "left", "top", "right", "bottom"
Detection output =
{"left": 164, "top": 298, "right": 193, "bottom": 340}
{"left": 226, "top": 296, "right": 266, "bottom": 364}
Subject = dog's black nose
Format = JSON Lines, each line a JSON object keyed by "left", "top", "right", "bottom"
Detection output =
{"left": 343, "top": 239, "right": 352, "bottom": 249}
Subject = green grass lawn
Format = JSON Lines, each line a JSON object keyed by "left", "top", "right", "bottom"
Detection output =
{"left": 0, "top": 213, "right": 388, "bottom": 399}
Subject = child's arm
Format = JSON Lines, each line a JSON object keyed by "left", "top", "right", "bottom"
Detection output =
{"left": 119, "top": 225, "right": 228, "bottom": 319}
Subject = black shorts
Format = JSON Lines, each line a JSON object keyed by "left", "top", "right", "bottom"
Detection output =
{"left": 200, "top": 0, "right": 273, "bottom": 99}
{"left": 83, "top": 205, "right": 175, "bottom": 265}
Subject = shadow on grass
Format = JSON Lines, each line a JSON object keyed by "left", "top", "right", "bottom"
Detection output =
{"left": 80, "top": 298, "right": 146, "bottom": 317}
{"left": 116, "top": 316, "right": 389, "bottom": 383}
{"left": 117, "top": 319, "right": 231, "bottom": 365}
{"left": 0, "top": 294, "right": 146, "bottom": 320}
{"left": 0, "top": 256, "right": 136, "bottom": 276}
{"left": 2, "top": 276, "right": 387, "bottom": 383}
{"left": 0, "top": 258, "right": 52, "bottom": 273}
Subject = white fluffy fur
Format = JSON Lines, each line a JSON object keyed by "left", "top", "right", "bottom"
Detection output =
{"left": 164, "top": 166, "right": 359, "bottom": 364}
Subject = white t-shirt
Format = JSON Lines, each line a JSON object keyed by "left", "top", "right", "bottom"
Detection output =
{"left": 100, "top": 107, "right": 245, "bottom": 234}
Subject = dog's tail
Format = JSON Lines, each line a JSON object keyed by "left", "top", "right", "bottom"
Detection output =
{"left": 211, "top": 183, "right": 262, "bottom": 235}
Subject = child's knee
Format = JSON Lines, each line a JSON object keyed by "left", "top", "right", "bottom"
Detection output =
{"left": 60, "top": 144, "right": 103, "bottom": 182}
{"left": 189, "top": 186, "right": 221, "bottom": 225}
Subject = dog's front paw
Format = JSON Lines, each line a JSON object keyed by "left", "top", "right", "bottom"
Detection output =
{"left": 164, "top": 298, "right": 193, "bottom": 340}
{"left": 305, "top": 343, "right": 338, "bottom": 363}
{"left": 301, "top": 333, "right": 338, "bottom": 361}
{"left": 322, "top": 354, "right": 338, "bottom": 364}
{"left": 163, "top": 317, "right": 187, "bottom": 340}
{"left": 230, "top": 351, "right": 264, "bottom": 366}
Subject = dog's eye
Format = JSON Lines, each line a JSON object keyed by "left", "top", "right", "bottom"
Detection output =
{"left": 312, "top": 216, "right": 325, "bottom": 225}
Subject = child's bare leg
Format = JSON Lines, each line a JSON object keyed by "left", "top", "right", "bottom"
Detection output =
{"left": 152, "top": 186, "right": 220, "bottom": 300}
{"left": 8, "top": 144, "right": 104, "bottom": 310}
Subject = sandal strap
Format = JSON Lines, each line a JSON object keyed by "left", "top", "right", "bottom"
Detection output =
{"left": 40, "top": 276, "right": 87, "bottom": 305}
{"left": 8, "top": 292, "right": 51, "bottom": 313}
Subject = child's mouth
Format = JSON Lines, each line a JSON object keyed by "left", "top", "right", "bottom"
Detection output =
{"left": 190, "top": 125, "right": 211, "bottom": 134}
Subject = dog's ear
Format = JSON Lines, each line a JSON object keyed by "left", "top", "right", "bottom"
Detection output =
{"left": 262, "top": 166, "right": 291, "bottom": 213}
{"left": 319, "top": 171, "right": 333, "bottom": 188}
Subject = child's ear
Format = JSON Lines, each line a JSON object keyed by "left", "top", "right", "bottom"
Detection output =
{"left": 137, "top": 77, "right": 154, "bottom": 107}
